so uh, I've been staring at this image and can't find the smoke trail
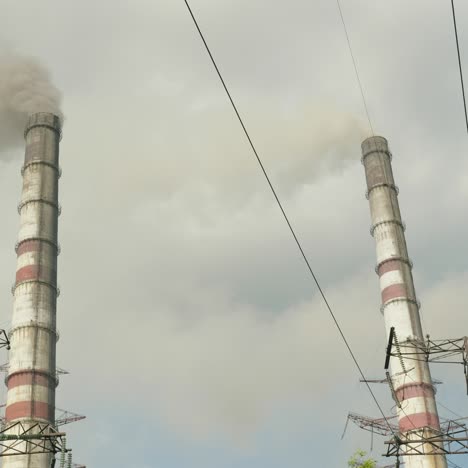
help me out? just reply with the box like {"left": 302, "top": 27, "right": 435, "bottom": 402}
{"left": 139, "top": 102, "right": 369, "bottom": 205}
{"left": 0, "top": 52, "right": 62, "bottom": 155}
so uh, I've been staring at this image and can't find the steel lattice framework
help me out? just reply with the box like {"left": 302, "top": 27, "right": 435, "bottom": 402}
{"left": 385, "top": 330, "right": 468, "bottom": 375}
{"left": 0, "top": 421, "right": 66, "bottom": 457}
{"left": 345, "top": 411, "right": 468, "bottom": 459}
{"left": 55, "top": 409, "right": 86, "bottom": 427}
{"left": 385, "top": 421, "right": 468, "bottom": 457}
{"left": 0, "top": 421, "right": 81, "bottom": 468}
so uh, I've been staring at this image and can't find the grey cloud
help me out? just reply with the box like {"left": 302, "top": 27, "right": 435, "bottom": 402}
{"left": 60, "top": 94, "right": 367, "bottom": 213}
{"left": 58, "top": 269, "right": 383, "bottom": 443}
{"left": 0, "top": 0, "right": 468, "bottom": 466}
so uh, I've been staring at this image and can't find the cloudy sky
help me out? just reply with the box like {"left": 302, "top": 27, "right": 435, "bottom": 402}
{"left": 1, "top": 0, "right": 468, "bottom": 466}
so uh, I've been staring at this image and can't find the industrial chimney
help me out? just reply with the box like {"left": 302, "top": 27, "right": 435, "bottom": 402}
{"left": 3, "top": 112, "right": 62, "bottom": 467}
{"left": 362, "top": 136, "right": 447, "bottom": 468}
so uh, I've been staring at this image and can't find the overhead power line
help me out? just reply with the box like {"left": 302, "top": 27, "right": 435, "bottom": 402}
{"left": 335, "top": 0, "right": 374, "bottom": 136}
{"left": 182, "top": 0, "right": 395, "bottom": 436}
{"left": 448, "top": 459, "right": 463, "bottom": 468}
{"left": 450, "top": 0, "right": 468, "bottom": 134}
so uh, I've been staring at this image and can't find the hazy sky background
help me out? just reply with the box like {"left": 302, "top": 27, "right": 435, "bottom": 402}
{"left": 0, "top": 1, "right": 468, "bottom": 466}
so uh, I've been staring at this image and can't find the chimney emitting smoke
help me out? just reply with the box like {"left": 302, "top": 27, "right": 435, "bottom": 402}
{"left": 3, "top": 112, "right": 62, "bottom": 468}
{"left": 362, "top": 136, "right": 447, "bottom": 468}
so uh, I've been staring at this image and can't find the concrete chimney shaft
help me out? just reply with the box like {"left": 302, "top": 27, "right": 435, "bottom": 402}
{"left": 362, "top": 136, "right": 447, "bottom": 468}
{"left": 3, "top": 113, "right": 61, "bottom": 468}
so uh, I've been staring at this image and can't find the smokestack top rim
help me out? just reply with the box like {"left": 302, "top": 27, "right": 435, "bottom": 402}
{"left": 361, "top": 135, "right": 391, "bottom": 164}
{"left": 361, "top": 135, "right": 388, "bottom": 149}
{"left": 24, "top": 112, "right": 62, "bottom": 140}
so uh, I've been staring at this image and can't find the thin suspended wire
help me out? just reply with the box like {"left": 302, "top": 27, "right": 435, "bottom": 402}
{"left": 450, "top": 0, "right": 468, "bottom": 134}
{"left": 182, "top": 0, "right": 395, "bottom": 436}
{"left": 406, "top": 369, "right": 464, "bottom": 419}
{"left": 447, "top": 459, "right": 463, "bottom": 468}
{"left": 438, "top": 400, "right": 464, "bottom": 419}
{"left": 335, "top": 0, "right": 374, "bottom": 136}
{"left": 397, "top": 390, "right": 467, "bottom": 466}
{"left": 395, "top": 365, "right": 459, "bottom": 462}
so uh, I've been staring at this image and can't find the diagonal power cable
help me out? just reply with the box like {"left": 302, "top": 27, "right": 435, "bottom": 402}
{"left": 335, "top": 0, "right": 374, "bottom": 136}
{"left": 450, "top": 0, "right": 468, "bottom": 134}
{"left": 182, "top": 0, "right": 395, "bottom": 435}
